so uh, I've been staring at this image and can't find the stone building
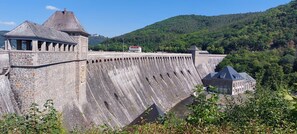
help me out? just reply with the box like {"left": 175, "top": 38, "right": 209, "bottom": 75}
{"left": 3, "top": 9, "right": 89, "bottom": 115}
{"left": 202, "top": 66, "right": 256, "bottom": 95}
{"left": 129, "top": 45, "right": 142, "bottom": 52}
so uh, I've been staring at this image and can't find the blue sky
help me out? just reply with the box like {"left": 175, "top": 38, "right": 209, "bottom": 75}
{"left": 0, "top": 0, "right": 291, "bottom": 37}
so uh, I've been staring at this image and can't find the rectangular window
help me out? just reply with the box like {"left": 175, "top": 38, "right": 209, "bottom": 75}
{"left": 24, "top": 40, "right": 32, "bottom": 50}
{"left": 46, "top": 42, "right": 50, "bottom": 51}
{"left": 38, "top": 41, "right": 42, "bottom": 51}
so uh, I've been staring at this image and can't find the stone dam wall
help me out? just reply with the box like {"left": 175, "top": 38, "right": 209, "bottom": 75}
{"left": 0, "top": 50, "right": 225, "bottom": 129}
{"left": 83, "top": 52, "right": 202, "bottom": 128}
{"left": 0, "top": 75, "right": 19, "bottom": 116}
{"left": 194, "top": 54, "right": 226, "bottom": 78}
{"left": 0, "top": 52, "right": 18, "bottom": 116}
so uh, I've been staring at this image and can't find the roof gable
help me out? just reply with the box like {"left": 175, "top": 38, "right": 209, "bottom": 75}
{"left": 213, "top": 66, "right": 244, "bottom": 80}
{"left": 5, "top": 21, "right": 76, "bottom": 44}
{"left": 203, "top": 72, "right": 217, "bottom": 79}
{"left": 5, "top": 21, "right": 36, "bottom": 37}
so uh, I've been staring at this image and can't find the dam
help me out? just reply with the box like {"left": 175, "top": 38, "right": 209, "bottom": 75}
{"left": 0, "top": 10, "right": 225, "bottom": 129}
{"left": 85, "top": 52, "right": 202, "bottom": 127}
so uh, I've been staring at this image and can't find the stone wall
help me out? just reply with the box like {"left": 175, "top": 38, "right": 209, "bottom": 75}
{"left": 9, "top": 61, "right": 82, "bottom": 114}
{"left": 9, "top": 51, "right": 77, "bottom": 67}
{"left": 202, "top": 78, "right": 233, "bottom": 94}
{"left": 83, "top": 52, "right": 202, "bottom": 128}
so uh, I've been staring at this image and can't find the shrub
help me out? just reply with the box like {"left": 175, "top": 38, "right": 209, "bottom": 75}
{"left": 0, "top": 100, "right": 66, "bottom": 134}
{"left": 186, "top": 85, "right": 223, "bottom": 125}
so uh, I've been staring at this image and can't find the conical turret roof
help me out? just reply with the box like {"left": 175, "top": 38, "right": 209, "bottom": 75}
{"left": 43, "top": 9, "right": 89, "bottom": 36}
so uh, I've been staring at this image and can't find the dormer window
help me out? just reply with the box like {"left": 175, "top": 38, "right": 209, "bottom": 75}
{"left": 219, "top": 73, "right": 226, "bottom": 79}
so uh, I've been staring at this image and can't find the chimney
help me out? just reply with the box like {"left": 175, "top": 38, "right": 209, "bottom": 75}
{"left": 63, "top": 8, "right": 66, "bottom": 14}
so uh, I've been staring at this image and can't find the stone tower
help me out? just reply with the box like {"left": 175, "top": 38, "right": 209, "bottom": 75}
{"left": 188, "top": 45, "right": 200, "bottom": 66}
{"left": 3, "top": 9, "right": 89, "bottom": 115}
{"left": 43, "top": 9, "right": 89, "bottom": 103}
{"left": 43, "top": 9, "right": 89, "bottom": 59}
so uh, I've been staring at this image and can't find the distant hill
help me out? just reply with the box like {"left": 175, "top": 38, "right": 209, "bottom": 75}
{"left": 102, "top": 13, "right": 262, "bottom": 52}
{"left": 0, "top": 31, "right": 8, "bottom": 49}
{"left": 101, "top": 1, "right": 296, "bottom": 53}
{"left": 88, "top": 35, "right": 108, "bottom": 46}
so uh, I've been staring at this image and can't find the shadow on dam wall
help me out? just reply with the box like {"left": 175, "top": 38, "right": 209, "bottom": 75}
{"left": 84, "top": 53, "right": 203, "bottom": 128}
{"left": 0, "top": 75, "right": 19, "bottom": 116}
{"left": 0, "top": 52, "right": 19, "bottom": 117}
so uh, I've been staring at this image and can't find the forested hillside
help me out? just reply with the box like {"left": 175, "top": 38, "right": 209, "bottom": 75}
{"left": 101, "top": 13, "right": 262, "bottom": 52}
{"left": 98, "top": 1, "right": 296, "bottom": 53}
{"left": 89, "top": 35, "right": 108, "bottom": 46}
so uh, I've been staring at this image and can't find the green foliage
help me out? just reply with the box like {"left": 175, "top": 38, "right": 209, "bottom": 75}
{"left": 97, "top": 1, "right": 297, "bottom": 53}
{"left": 206, "top": 45, "right": 225, "bottom": 54}
{"left": 98, "top": 12, "right": 262, "bottom": 52}
{"left": 119, "top": 85, "right": 297, "bottom": 133}
{"left": 187, "top": 85, "right": 222, "bottom": 125}
{"left": 224, "top": 88, "right": 296, "bottom": 131}
{"left": 71, "top": 124, "right": 116, "bottom": 134}
{"left": 216, "top": 49, "right": 297, "bottom": 90}
{"left": 0, "top": 100, "right": 66, "bottom": 134}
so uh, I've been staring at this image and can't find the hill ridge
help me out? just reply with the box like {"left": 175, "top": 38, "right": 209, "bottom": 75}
{"left": 100, "top": 1, "right": 295, "bottom": 53}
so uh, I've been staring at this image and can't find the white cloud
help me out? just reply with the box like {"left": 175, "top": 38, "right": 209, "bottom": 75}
{"left": 0, "top": 21, "right": 16, "bottom": 26}
{"left": 46, "top": 5, "right": 60, "bottom": 11}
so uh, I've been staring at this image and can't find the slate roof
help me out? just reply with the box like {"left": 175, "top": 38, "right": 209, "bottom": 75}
{"left": 239, "top": 72, "right": 256, "bottom": 83}
{"left": 203, "top": 72, "right": 218, "bottom": 80}
{"left": 212, "top": 66, "right": 244, "bottom": 80}
{"left": 4, "top": 21, "right": 76, "bottom": 44}
{"left": 43, "top": 10, "right": 89, "bottom": 36}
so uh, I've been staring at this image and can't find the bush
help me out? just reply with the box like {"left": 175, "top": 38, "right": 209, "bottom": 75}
{"left": 0, "top": 100, "right": 66, "bottom": 134}
{"left": 186, "top": 85, "right": 222, "bottom": 125}
{"left": 120, "top": 85, "right": 297, "bottom": 133}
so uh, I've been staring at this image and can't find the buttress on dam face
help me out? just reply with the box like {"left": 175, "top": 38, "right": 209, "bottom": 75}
{"left": 0, "top": 10, "right": 226, "bottom": 129}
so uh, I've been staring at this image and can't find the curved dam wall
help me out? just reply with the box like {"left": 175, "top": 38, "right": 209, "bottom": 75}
{"left": 0, "top": 75, "right": 19, "bottom": 116}
{"left": 1, "top": 50, "right": 224, "bottom": 129}
{"left": 83, "top": 52, "right": 202, "bottom": 128}
{"left": 0, "top": 52, "right": 19, "bottom": 117}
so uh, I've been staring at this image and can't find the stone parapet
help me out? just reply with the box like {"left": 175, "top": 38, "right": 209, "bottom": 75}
{"left": 88, "top": 52, "right": 192, "bottom": 60}
{"left": 9, "top": 51, "right": 77, "bottom": 67}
